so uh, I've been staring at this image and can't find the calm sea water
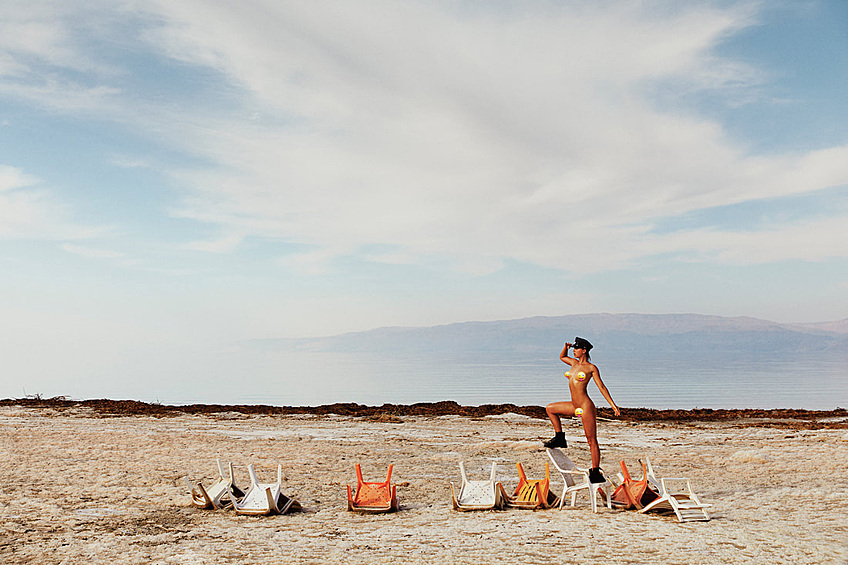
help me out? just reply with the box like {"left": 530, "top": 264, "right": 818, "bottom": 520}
{"left": 155, "top": 351, "right": 847, "bottom": 410}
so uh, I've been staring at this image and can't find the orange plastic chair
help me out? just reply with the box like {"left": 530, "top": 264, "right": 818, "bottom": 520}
{"left": 346, "top": 464, "right": 399, "bottom": 513}
{"left": 613, "top": 460, "right": 659, "bottom": 510}
{"left": 505, "top": 462, "right": 559, "bottom": 509}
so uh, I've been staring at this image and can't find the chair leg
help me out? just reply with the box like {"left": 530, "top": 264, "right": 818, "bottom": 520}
{"left": 264, "top": 487, "right": 277, "bottom": 515}
{"left": 278, "top": 497, "right": 295, "bottom": 514}
{"left": 191, "top": 482, "right": 214, "bottom": 509}
{"left": 227, "top": 487, "right": 241, "bottom": 512}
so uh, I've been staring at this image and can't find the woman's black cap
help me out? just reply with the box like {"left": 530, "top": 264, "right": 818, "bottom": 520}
{"left": 573, "top": 337, "right": 593, "bottom": 351}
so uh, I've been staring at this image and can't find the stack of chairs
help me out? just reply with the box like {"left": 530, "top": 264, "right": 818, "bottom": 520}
{"left": 189, "top": 459, "right": 245, "bottom": 510}
{"left": 189, "top": 459, "right": 300, "bottom": 515}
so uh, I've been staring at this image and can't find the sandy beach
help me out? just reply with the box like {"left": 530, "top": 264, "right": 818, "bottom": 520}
{"left": 1, "top": 401, "right": 846, "bottom": 564}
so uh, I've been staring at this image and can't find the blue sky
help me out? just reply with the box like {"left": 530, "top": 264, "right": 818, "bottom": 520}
{"left": 1, "top": 1, "right": 847, "bottom": 400}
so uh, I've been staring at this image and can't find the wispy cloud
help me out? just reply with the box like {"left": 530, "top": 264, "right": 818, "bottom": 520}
{"left": 0, "top": 2, "right": 127, "bottom": 113}
{"left": 0, "top": 165, "right": 101, "bottom": 240}
{"left": 60, "top": 243, "right": 124, "bottom": 260}
{"left": 667, "top": 215, "right": 848, "bottom": 264}
{"left": 0, "top": 164, "right": 37, "bottom": 192}
{"left": 135, "top": 1, "right": 848, "bottom": 272}
{"left": 2, "top": 1, "right": 847, "bottom": 275}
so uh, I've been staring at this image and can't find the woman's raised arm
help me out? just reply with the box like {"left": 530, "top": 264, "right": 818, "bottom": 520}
{"left": 560, "top": 342, "right": 576, "bottom": 366}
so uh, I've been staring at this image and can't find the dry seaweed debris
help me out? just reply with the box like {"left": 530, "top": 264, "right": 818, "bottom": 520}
{"left": 1, "top": 397, "right": 845, "bottom": 428}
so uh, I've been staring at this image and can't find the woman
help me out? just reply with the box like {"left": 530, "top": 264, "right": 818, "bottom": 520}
{"left": 543, "top": 337, "right": 620, "bottom": 483}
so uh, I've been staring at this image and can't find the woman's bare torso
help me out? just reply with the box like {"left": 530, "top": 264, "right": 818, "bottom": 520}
{"left": 567, "top": 363, "right": 596, "bottom": 409}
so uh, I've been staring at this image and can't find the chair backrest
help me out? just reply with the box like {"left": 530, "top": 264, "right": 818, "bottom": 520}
{"left": 546, "top": 448, "right": 579, "bottom": 487}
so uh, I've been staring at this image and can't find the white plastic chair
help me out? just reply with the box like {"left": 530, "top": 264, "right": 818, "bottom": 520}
{"left": 189, "top": 459, "right": 245, "bottom": 509}
{"left": 639, "top": 457, "right": 711, "bottom": 522}
{"left": 546, "top": 448, "right": 611, "bottom": 513}
{"left": 450, "top": 461, "right": 506, "bottom": 511}
{"left": 231, "top": 464, "right": 301, "bottom": 515}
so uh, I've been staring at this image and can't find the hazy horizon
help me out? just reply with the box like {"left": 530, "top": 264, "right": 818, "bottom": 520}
{"left": 7, "top": 312, "right": 846, "bottom": 410}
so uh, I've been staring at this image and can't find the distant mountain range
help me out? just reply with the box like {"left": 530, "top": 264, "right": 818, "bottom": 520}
{"left": 248, "top": 313, "right": 848, "bottom": 362}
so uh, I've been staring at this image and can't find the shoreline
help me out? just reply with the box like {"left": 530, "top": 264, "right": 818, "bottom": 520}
{"left": 3, "top": 396, "right": 846, "bottom": 428}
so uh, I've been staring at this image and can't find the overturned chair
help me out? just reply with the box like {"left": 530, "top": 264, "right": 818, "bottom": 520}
{"left": 612, "top": 459, "right": 660, "bottom": 510}
{"left": 450, "top": 461, "right": 506, "bottom": 511}
{"left": 347, "top": 463, "right": 399, "bottom": 513}
{"left": 505, "top": 462, "right": 559, "bottom": 509}
{"left": 231, "top": 463, "right": 301, "bottom": 516}
{"left": 189, "top": 459, "right": 245, "bottom": 510}
{"left": 638, "top": 457, "right": 711, "bottom": 522}
{"left": 546, "top": 448, "right": 612, "bottom": 513}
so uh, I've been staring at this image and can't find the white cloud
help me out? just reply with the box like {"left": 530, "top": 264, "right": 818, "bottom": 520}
{"left": 109, "top": 155, "right": 151, "bottom": 169}
{"left": 0, "top": 164, "right": 37, "bottom": 192}
{"left": 0, "top": 2, "right": 140, "bottom": 116}
{"left": 4, "top": 1, "right": 848, "bottom": 273}
{"left": 0, "top": 165, "right": 102, "bottom": 240}
{"left": 129, "top": 1, "right": 848, "bottom": 273}
{"left": 60, "top": 243, "right": 124, "bottom": 260}
{"left": 182, "top": 232, "right": 244, "bottom": 253}
{"left": 665, "top": 215, "right": 848, "bottom": 265}
{"left": 280, "top": 248, "right": 343, "bottom": 276}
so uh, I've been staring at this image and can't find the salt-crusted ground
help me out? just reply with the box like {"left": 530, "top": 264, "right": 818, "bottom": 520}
{"left": 1, "top": 407, "right": 846, "bottom": 564}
